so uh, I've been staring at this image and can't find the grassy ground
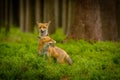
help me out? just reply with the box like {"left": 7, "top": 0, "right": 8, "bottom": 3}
{"left": 0, "top": 28, "right": 120, "bottom": 80}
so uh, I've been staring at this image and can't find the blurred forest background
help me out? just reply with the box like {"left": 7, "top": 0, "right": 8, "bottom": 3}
{"left": 0, "top": 0, "right": 120, "bottom": 80}
{"left": 0, "top": 0, "right": 120, "bottom": 41}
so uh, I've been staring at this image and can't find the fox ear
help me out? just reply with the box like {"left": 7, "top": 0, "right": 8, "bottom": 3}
{"left": 49, "top": 40, "right": 56, "bottom": 47}
{"left": 53, "top": 40, "right": 56, "bottom": 43}
{"left": 48, "top": 21, "right": 51, "bottom": 24}
{"left": 49, "top": 41, "right": 56, "bottom": 45}
{"left": 47, "top": 21, "right": 51, "bottom": 27}
{"left": 51, "top": 39, "right": 56, "bottom": 43}
{"left": 48, "top": 39, "right": 56, "bottom": 44}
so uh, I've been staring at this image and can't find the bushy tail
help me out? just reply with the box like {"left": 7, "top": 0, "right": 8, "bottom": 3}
{"left": 66, "top": 56, "right": 72, "bottom": 65}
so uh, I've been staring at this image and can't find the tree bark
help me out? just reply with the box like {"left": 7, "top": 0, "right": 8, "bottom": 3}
{"left": 100, "top": 0, "right": 118, "bottom": 41}
{"left": 116, "top": 0, "right": 120, "bottom": 40}
{"left": 55, "top": 0, "right": 59, "bottom": 28}
{"left": 43, "top": 0, "right": 56, "bottom": 34}
{"left": 25, "top": 0, "right": 31, "bottom": 32}
{"left": 9, "top": 0, "right": 13, "bottom": 27}
{"left": 25, "top": 0, "right": 34, "bottom": 32}
{"left": 0, "top": 0, "right": 4, "bottom": 29}
{"left": 66, "top": 0, "right": 76, "bottom": 36}
{"left": 20, "top": 0, "right": 25, "bottom": 32}
{"left": 54, "top": 0, "right": 62, "bottom": 28}
{"left": 5, "top": 0, "right": 10, "bottom": 33}
{"left": 35, "top": 0, "right": 42, "bottom": 22}
{"left": 62, "top": 0, "right": 68, "bottom": 34}
{"left": 67, "top": 0, "right": 103, "bottom": 41}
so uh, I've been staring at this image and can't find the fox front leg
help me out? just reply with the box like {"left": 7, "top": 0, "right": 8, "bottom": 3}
{"left": 38, "top": 43, "right": 43, "bottom": 55}
{"left": 38, "top": 47, "right": 44, "bottom": 55}
{"left": 47, "top": 56, "right": 51, "bottom": 63}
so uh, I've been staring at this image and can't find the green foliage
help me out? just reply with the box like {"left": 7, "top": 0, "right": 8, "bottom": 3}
{"left": 51, "top": 28, "right": 66, "bottom": 42}
{"left": 0, "top": 28, "right": 120, "bottom": 80}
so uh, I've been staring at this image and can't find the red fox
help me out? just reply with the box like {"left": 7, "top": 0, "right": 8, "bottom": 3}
{"left": 37, "top": 21, "right": 51, "bottom": 38}
{"left": 38, "top": 36, "right": 73, "bottom": 65}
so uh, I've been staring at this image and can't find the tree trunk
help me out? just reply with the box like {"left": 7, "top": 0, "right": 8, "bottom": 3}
{"left": 9, "top": 0, "right": 13, "bottom": 27}
{"left": 5, "top": 0, "right": 10, "bottom": 33}
{"left": 13, "top": 0, "right": 19, "bottom": 27}
{"left": 35, "top": 0, "right": 41, "bottom": 22}
{"left": 100, "top": 0, "right": 118, "bottom": 41}
{"left": 67, "top": 0, "right": 102, "bottom": 41}
{"left": 62, "top": 0, "right": 68, "bottom": 34}
{"left": 66, "top": 0, "right": 76, "bottom": 36}
{"left": 55, "top": 0, "right": 59, "bottom": 28}
{"left": 116, "top": 0, "right": 120, "bottom": 40}
{"left": 0, "top": 0, "right": 4, "bottom": 29}
{"left": 25, "top": 0, "right": 34, "bottom": 32}
{"left": 20, "top": 0, "right": 25, "bottom": 32}
{"left": 25, "top": 0, "right": 31, "bottom": 32}
{"left": 54, "top": 0, "right": 62, "bottom": 28}
{"left": 43, "top": 0, "right": 56, "bottom": 34}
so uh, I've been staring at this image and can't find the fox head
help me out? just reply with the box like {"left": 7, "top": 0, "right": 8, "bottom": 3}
{"left": 37, "top": 21, "right": 51, "bottom": 37}
{"left": 41, "top": 36, "right": 56, "bottom": 44}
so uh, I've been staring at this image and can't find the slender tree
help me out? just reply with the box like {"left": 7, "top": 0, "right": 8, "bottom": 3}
{"left": 35, "top": 0, "right": 41, "bottom": 22}
{"left": 0, "top": 0, "right": 4, "bottom": 29}
{"left": 55, "top": 0, "right": 59, "bottom": 28}
{"left": 20, "top": 0, "right": 25, "bottom": 32}
{"left": 43, "top": 0, "right": 56, "bottom": 34}
{"left": 9, "top": 0, "right": 13, "bottom": 27}
{"left": 62, "top": 0, "right": 68, "bottom": 34}
{"left": 25, "top": 0, "right": 31, "bottom": 32}
{"left": 5, "top": 0, "right": 10, "bottom": 33}
{"left": 25, "top": 0, "right": 35, "bottom": 32}
{"left": 66, "top": 0, "right": 76, "bottom": 36}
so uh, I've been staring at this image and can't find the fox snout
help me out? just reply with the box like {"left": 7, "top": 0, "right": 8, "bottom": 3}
{"left": 41, "top": 30, "right": 44, "bottom": 33}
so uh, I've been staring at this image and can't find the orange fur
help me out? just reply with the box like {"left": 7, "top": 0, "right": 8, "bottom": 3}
{"left": 37, "top": 21, "right": 51, "bottom": 37}
{"left": 38, "top": 36, "right": 72, "bottom": 65}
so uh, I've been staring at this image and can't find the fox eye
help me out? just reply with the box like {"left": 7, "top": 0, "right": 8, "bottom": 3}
{"left": 43, "top": 37, "right": 46, "bottom": 40}
{"left": 43, "top": 26, "right": 46, "bottom": 28}
{"left": 38, "top": 26, "right": 41, "bottom": 28}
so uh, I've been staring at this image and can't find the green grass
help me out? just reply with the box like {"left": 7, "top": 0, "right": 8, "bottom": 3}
{"left": 0, "top": 28, "right": 120, "bottom": 80}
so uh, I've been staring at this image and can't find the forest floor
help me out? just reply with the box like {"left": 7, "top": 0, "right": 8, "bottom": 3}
{"left": 0, "top": 28, "right": 120, "bottom": 80}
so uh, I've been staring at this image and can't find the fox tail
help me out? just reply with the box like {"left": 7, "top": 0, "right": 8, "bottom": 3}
{"left": 66, "top": 56, "right": 72, "bottom": 65}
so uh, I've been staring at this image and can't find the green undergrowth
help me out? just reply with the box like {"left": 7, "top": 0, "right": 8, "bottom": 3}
{"left": 0, "top": 28, "right": 120, "bottom": 80}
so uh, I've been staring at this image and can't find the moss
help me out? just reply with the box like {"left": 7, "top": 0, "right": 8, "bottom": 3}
{"left": 0, "top": 28, "right": 120, "bottom": 80}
